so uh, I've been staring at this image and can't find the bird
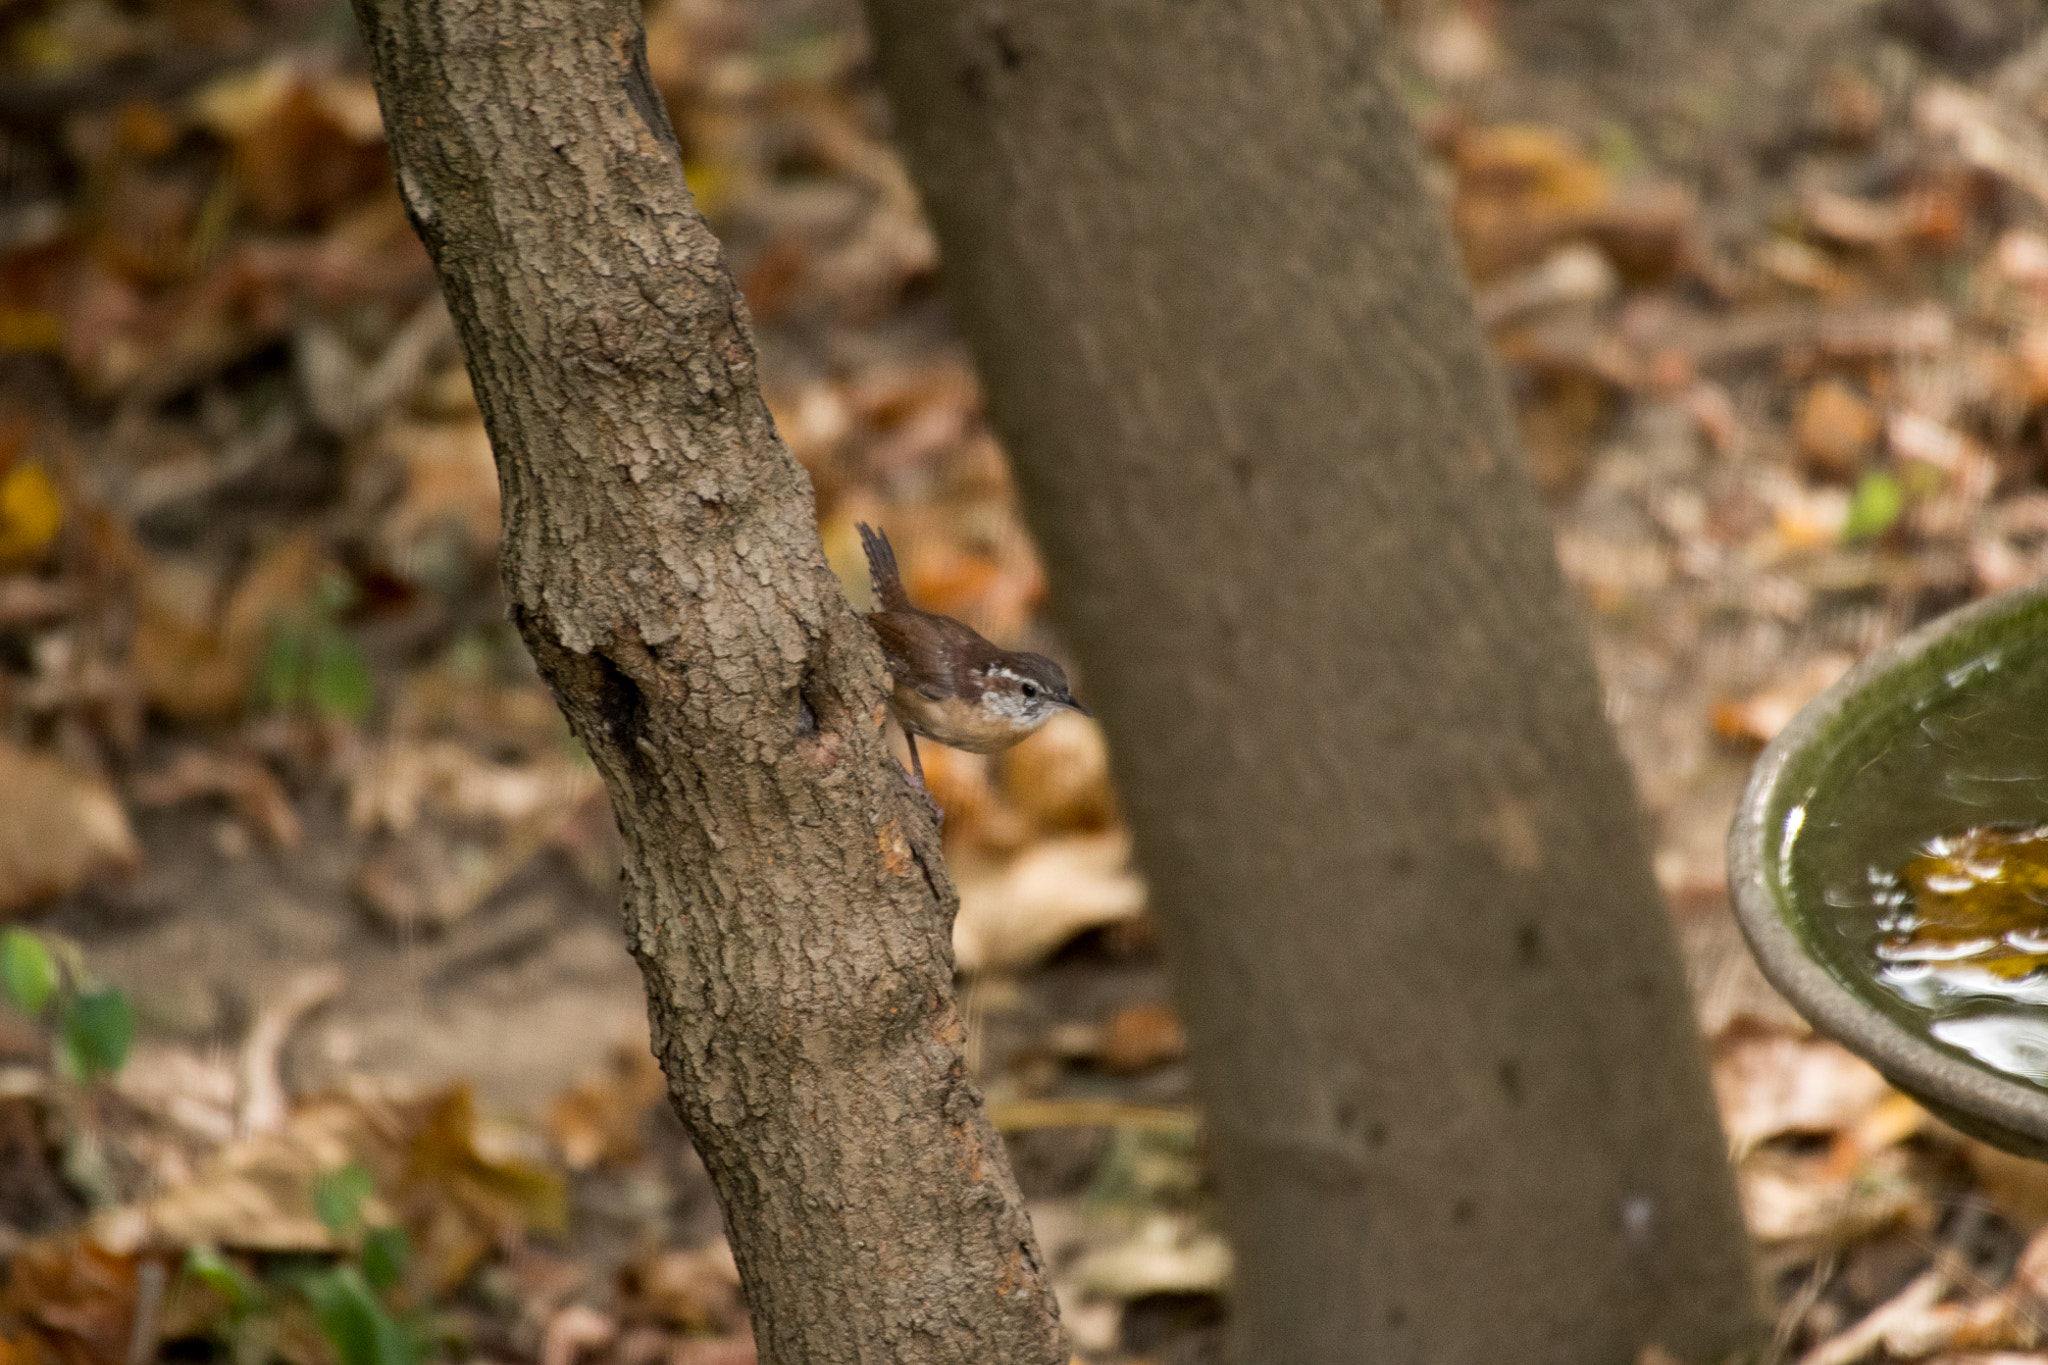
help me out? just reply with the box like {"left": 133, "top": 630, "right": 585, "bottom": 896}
{"left": 857, "top": 522, "right": 1089, "bottom": 785}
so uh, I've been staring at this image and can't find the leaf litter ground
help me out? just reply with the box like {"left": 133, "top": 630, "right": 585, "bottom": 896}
{"left": 7, "top": 0, "right": 2048, "bottom": 1361}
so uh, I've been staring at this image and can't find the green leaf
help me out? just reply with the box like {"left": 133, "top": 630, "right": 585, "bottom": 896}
{"left": 60, "top": 987, "right": 133, "bottom": 1078}
{"left": 360, "top": 1226, "right": 410, "bottom": 1293}
{"left": 300, "top": 1266, "right": 418, "bottom": 1365}
{"left": 314, "top": 1164, "right": 377, "bottom": 1235}
{"left": 1, "top": 928, "right": 57, "bottom": 1016}
{"left": 259, "top": 623, "right": 310, "bottom": 713}
{"left": 184, "top": 1246, "right": 261, "bottom": 1315}
{"left": 309, "top": 632, "right": 374, "bottom": 722}
{"left": 1843, "top": 471, "right": 1904, "bottom": 541}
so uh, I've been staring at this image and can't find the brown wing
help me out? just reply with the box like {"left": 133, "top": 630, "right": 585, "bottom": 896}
{"left": 866, "top": 610, "right": 988, "bottom": 700}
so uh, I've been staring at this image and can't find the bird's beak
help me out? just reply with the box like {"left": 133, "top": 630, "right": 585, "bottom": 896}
{"left": 1062, "top": 695, "right": 1093, "bottom": 718}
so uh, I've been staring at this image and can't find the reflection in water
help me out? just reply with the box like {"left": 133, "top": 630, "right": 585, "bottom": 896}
{"left": 1785, "top": 632, "right": 2048, "bottom": 1092}
{"left": 1858, "top": 825, "right": 2048, "bottom": 1084}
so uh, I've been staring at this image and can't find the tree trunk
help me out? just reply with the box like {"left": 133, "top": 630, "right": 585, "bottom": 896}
{"left": 860, "top": 5, "right": 1761, "bottom": 1363}
{"left": 347, "top": 3, "right": 1068, "bottom": 1362}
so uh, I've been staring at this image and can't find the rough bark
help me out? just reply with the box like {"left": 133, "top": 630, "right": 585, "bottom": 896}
{"left": 346, "top": 3, "right": 1067, "bottom": 1363}
{"left": 861, "top": 4, "right": 1761, "bottom": 1364}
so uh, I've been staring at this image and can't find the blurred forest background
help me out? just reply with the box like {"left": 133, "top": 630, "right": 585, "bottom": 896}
{"left": 4, "top": 0, "right": 2048, "bottom": 1362}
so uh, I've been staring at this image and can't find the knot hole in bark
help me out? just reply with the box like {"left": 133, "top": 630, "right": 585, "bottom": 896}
{"left": 581, "top": 648, "right": 650, "bottom": 773}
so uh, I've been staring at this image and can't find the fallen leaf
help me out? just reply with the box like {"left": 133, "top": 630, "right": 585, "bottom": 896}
{"left": 136, "top": 1096, "right": 388, "bottom": 1252}
{"left": 1795, "top": 380, "right": 1880, "bottom": 480}
{"left": 401, "top": 1080, "right": 569, "bottom": 1244}
{"left": 1075, "top": 1213, "right": 1231, "bottom": 1300}
{"left": 1714, "top": 1033, "right": 1892, "bottom": 1151}
{"left": 192, "top": 63, "right": 389, "bottom": 230}
{"left": 0, "top": 1237, "right": 136, "bottom": 1365}
{"left": 539, "top": 1304, "right": 614, "bottom": 1365}
{"left": 0, "top": 464, "right": 62, "bottom": 567}
{"left": 546, "top": 1043, "right": 666, "bottom": 1172}
{"left": 347, "top": 739, "right": 601, "bottom": 835}
{"left": 953, "top": 833, "right": 1147, "bottom": 974}
{"left": 1451, "top": 124, "right": 1610, "bottom": 280}
{"left": 616, "top": 1242, "right": 744, "bottom": 1334}
{"left": 130, "top": 749, "right": 302, "bottom": 848}
{"left": 1738, "top": 1146, "right": 1925, "bottom": 1243}
{"left": 374, "top": 421, "right": 499, "bottom": 578}
{"left": 1711, "top": 654, "right": 1855, "bottom": 748}
{"left": 0, "top": 741, "right": 139, "bottom": 916}
{"left": 1098, "top": 1004, "right": 1187, "bottom": 1077}
{"left": 131, "top": 535, "right": 319, "bottom": 721}
{"left": 1001, "top": 712, "right": 1115, "bottom": 833}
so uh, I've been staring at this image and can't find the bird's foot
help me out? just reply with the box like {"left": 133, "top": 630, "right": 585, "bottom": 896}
{"left": 898, "top": 762, "right": 944, "bottom": 830}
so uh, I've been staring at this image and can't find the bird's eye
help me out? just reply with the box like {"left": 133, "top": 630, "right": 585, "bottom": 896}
{"left": 1021, "top": 682, "right": 1039, "bottom": 699}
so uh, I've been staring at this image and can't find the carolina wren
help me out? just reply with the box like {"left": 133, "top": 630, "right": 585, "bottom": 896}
{"left": 858, "top": 522, "right": 1089, "bottom": 783}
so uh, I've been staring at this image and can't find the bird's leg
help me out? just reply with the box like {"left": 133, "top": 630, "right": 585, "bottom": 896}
{"left": 901, "top": 732, "right": 942, "bottom": 830}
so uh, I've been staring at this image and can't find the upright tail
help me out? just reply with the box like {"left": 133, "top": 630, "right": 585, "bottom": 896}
{"left": 857, "top": 522, "right": 913, "bottom": 613}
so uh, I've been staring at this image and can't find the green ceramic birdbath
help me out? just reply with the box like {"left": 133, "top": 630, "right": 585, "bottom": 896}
{"left": 1729, "top": 579, "right": 2048, "bottom": 1159}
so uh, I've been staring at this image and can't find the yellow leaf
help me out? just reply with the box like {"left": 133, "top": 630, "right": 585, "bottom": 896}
{"left": 0, "top": 311, "right": 62, "bottom": 353}
{"left": 0, "top": 463, "right": 61, "bottom": 565}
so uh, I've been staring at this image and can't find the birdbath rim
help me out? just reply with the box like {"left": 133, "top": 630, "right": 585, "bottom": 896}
{"left": 1728, "top": 578, "right": 2048, "bottom": 1159}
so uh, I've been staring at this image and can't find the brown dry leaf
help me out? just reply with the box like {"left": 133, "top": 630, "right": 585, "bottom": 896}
{"left": 192, "top": 64, "right": 389, "bottom": 230}
{"left": 132, "top": 1095, "right": 393, "bottom": 1251}
{"left": 1515, "top": 370, "right": 1615, "bottom": 493}
{"left": 1803, "top": 188, "right": 1944, "bottom": 251}
{"left": 405, "top": 1086, "right": 567, "bottom": 1238}
{"left": 1002, "top": 712, "right": 1115, "bottom": 833}
{"left": 374, "top": 420, "right": 499, "bottom": 574}
{"left": 131, "top": 748, "right": 302, "bottom": 847}
{"left": 912, "top": 746, "right": 1029, "bottom": 854}
{"left": 1757, "top": 237, "right": 1864, "bottom": 297}
{"left": 1795, "top": 380, "right": 1880, "bottom": 480}
{"left": 348, "top": 739, "right": 601, "bottom": 835}
{"left": 1713, "top": 1033, "right": 1892, "bottom": 1151}
{"left": 1474, "top": 243, "right": 1618, "bottom": 327}
{"left": 1098, "top": 1003, "right": 1187, "bottom": 1076}
{"left": 617, "top": 1242, "right": 745, "bottom": 1334}
{"left": 297, "top": 298, "right": 454, "bottom": 437}
{"left": 546, "top": 1042, "right": 666, "bottom": 1172}
{"left": 1451, "top": 124, "right": 1609, "bottom": 280}
{"left": 132, "top": 535, "right": 319, "bottom": 720}
{"left": 953, "top": 833, "right": 1147, "bottom": 974}
{"left": 1583, "top": 182, "right": 1697, "bottom": 285}
{"left": 0, "top": 1237, "right": 136, "bottom": 1365}
{"left": 113, "top": 1043, "right": 238, "bottom": 1146}
{"left": 353, "top": 822, "right": 552, "bottom": 932}
{"left": 1918, "top": 83, "right": 2048, "bottom": 214}
{"left": 541, "top": 1305, "right": 615, "bottom": 1365}
{"left": 1711, "top": 653, "right": 1855, "bottom": 748}
{"left": 670, "top": 1335, "right": 759, "bottom": 1365}
{"left": 0, "top": 740, "right": 139, "bottom": 916}
{"left": 1075, "top": 1213, "right": 1231, "bottom": 1300}
{"left": 1738, "top": 1146, "right": 1926, "bottom": 1244}
{"left": 1959, "top": 1133, "right": 2048, "bottom": 1231}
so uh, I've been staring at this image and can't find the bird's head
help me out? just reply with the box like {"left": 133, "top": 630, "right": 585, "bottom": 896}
{"left": 975, "top": 651, "right": 1090, "bottom": 733}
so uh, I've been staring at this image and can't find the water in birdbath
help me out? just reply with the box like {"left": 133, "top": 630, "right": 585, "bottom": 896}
{"left": 1785, "top": 623, "right": 2048, "bottom": 1090}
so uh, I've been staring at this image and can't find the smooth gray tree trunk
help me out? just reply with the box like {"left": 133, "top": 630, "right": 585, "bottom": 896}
{"left": 861, "top": 4, "right": 1763, "bottom": 1363}
{"left": 348, "top": 2, "right": 1068, "bottom": 1362}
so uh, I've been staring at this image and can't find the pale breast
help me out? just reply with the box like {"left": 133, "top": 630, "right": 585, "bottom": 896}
{"left": 889, "top": 683, "right": 1035, "bottom": 754}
